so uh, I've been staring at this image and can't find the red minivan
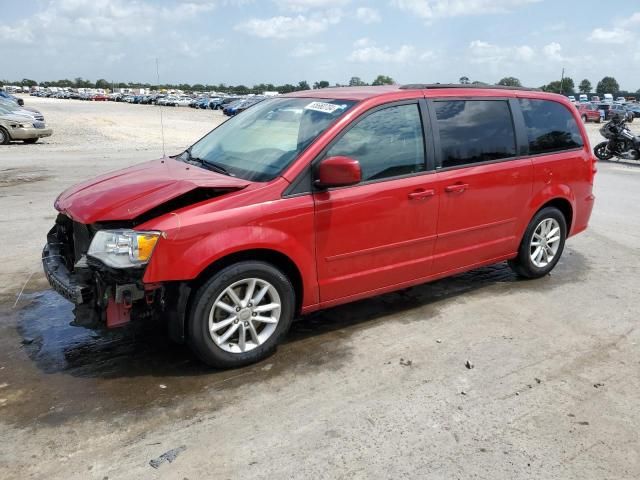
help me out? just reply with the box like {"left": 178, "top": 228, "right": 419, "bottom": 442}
{"left": 43, "top": 85, "right": 596, "bottom": 367}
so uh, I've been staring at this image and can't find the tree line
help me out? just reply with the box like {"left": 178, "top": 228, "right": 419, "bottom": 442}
{"left": 0, "top": 75, "right": 395, "bottom": 94}
{"left": 459, "top": 75, "right": 635, "bottom": 98}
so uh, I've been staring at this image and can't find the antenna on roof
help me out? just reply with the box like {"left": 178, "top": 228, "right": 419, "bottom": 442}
{"left": 155, "top": 57, "right": 166, "bottom": 158}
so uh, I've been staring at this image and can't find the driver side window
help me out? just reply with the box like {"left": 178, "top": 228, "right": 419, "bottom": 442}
{"left": 325, "top": 103, "right": 426, "bottom": 182}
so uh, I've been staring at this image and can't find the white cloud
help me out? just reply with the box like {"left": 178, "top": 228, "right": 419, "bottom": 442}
{"left": 274, "top": 0, "right": 349, "bottom": 12}
{"left": 588, "top": 27, "right": 631, "bottom": 44}
{"left": 236, "top": 11, "right": 341, "bottom": 38}
{"left": 392, "top": 0, "right": 540, "bottom": 19}
{"left": 348, "top": 39, "right": 429, "bottom": 64}
{"left": 290, "top": 42, "right": 326, "bottom": 57}
{"left": 469, "top": 40, "right": 534, "bottom": 64}
{"left": 356, "top": 7, "right": 381, "bottom": 24}
{"left": 542, "top": 42, "right": 564, "bottom": 61}
{"left": 353, "top": 37, "right": 372, "bottom": 48}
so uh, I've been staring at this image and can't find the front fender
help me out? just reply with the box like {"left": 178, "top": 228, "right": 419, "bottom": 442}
{"left": 143, "top": 225, "right": 318, "bottom": 307}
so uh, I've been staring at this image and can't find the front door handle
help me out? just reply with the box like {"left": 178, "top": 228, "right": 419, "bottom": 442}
{"left": 408, "top": 188, "right": 435, "bottom": 200}
{"left": 445, "top": 183, "right": 469, "bottom": 193}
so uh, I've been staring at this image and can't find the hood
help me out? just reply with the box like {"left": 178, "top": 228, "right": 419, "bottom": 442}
{"left": 0, "top": 113, "right": 34, "bottom": 123}
{"left": 55, "top": 158, "right": 251, "bottom": 224}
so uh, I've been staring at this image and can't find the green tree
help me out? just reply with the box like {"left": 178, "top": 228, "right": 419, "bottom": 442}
{"left": 372, "top": 75, "right": 394, "bottom": 86}
{"left": 459, "top": 76, "right": 470, "bottom": 84}
{"left": 578, "top": 79, "right": 592, "bottom": 94}
{"left": 95, "top": 79, "right": 110, "bottom": 90}
{"left": 497, "top": 77, "right": 522, "bottom": 87}
{"left": 296, "top": 80, "right": 310, "bottom": 91}
{"left": 20, "top": 78, "right": 38, "bottom": 87}
{"left": 596, "top": 76, "right": 620, "bottom": 96}
{"left": 313, "top": 80, "right": 330, "bottom": 89}
{"left": 349, "top": 76, "right": 367, "bottom": 86}
{"left": 541, "top": 77, "right": 574, "bottom": 95}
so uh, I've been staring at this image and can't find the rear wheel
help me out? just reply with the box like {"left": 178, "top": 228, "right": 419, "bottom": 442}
{"left": 187, "top": 261, "right": 295, "bottom": 368}
{"left": 508, "top": 207, "right": 567, "bottom": 279}
{"left": 581, "top": 114, "right": 587, "bottom": 123}
{"left": 0, "top": 127, "right": 10, "bottom": 145}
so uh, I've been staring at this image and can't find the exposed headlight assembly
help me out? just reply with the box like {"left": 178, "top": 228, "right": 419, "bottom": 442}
{"left": 88, "top": 229, "right": 162, "bottom": 268}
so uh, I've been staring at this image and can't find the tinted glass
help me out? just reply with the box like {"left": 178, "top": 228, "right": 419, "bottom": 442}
{"left": 326, "top": 104, "right": 425, "bottom": 182}
{"left": 519, "top": 99, "right": 584, "bottom": 154}
{"left": 434, "top": 100, "right": 516, "bottom": 168}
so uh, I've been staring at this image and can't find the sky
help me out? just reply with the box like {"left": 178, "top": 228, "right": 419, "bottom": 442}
{"left": 1, "top": 0, "right": 639, "bottom": 90}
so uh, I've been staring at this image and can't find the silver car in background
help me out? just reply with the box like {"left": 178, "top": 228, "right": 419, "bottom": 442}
{"left": 0, "top": 105, "right": 53, "bottom": 144}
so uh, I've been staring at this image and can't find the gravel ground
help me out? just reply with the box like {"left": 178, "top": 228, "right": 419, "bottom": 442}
{"left": 0, "top": 95, "right": 639, "bottom": 479}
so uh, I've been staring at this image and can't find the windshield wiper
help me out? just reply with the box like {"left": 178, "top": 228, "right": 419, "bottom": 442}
{"left": 182, "top": 148, "right": 234, "bottom": 176}
{"left": 201, "top": 159, "right": 233, "bottom": 176}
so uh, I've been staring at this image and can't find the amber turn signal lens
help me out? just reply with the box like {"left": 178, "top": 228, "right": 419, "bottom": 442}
{"left": 136, "top": 234, "right": 160, "bottom": 261}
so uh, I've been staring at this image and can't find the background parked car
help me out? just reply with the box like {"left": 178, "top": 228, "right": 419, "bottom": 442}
{"left": 610, "top": 103, "right": 634, "bottom": 122}
{"left": 576, "top": 103, "right": 601, "bottom": 123}
{"left": 0, "top": 105, "right": 52, "bottom": 145}
{"left": 0, "top": 89, "right": 24, "bottom": 106}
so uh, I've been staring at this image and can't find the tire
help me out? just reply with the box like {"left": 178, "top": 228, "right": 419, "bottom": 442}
{"left": 594, "top": 141, "right": 613, "bottom": 160}
{"left": 508, "top": 207, "right": 567, "bottom": 279}
{"left": 187, "top": 261, "right": 295, "bottom": 368}
{"left": 596, "top": 116, "right": 601, "bottom": 123}
{"left": 23, "top": 138, "right": 38, "bottom": 144}
{"left": 581, "top": 115, "right": 587, "bottom": 123}
{"left": 0, "top": 127, "right": 10, "bottom": 145}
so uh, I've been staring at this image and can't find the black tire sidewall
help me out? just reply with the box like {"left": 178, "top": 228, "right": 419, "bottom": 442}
{"left": 513, "top": 207, "right": 567, "bottom": 279}
{"left": 0, "top": 127, "right": 9, "bottom": 145}
{"left": 187, "top": 261, "right": 295, "bottom": 368}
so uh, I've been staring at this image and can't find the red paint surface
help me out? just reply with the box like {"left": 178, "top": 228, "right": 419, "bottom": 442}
{"left": 56, "top": 86, "right": 596, "bottom": 314}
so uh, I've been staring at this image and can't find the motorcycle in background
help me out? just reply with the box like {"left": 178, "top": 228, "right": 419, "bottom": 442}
{"left": 593, "top": 114, "right": 640, "bottom": 161}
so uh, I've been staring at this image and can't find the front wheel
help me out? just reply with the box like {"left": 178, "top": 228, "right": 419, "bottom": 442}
{"left": 187, "top": 261, "right": 295, "bottom": 368}
{"left": 508, "top": 207, "right": 567, "bottom": 279}
{"left": 0, "top": 127, "right": 9, "bottom": 145}
{"left": 594, "top": 141, "right": 613, "bottom": 160}
{"left": 581, "top": 115, "right": 587, "bottom": 123}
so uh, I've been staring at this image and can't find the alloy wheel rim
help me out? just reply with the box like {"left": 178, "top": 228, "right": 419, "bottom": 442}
{"left": 208, "top": 278, "right": 281, "bottom": 354}
{"left": 530, "top": 218, "right": 561, "bottom": 268}
{"left": 0, "top": 130, "right": 5, "bottom": 143}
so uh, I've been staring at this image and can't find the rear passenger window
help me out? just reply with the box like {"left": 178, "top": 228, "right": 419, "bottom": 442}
{"left": 519, "top": 99, "right": 584, "bottom": 155}
{"left": 325, "top": 103, "right": 425, "bottom": 182}
{"left": 434, "top": 100, "right": 516, "bottom": 168}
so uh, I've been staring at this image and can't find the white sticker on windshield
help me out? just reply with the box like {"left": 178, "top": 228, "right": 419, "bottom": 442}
{"left": 304, "top": 101, "right": 343, "bottom": 114}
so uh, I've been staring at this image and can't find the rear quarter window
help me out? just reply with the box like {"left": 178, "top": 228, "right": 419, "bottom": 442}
{"left": 519, "top": 99, "right": 584, "bottom": 155}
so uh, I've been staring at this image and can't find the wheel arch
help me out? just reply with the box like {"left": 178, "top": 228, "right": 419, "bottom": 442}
{"left": 191, "top": 248, "right": 304, "bottom": 315}
{"left": 534, "top": 197, "right": 574, "bottom": 234}
{"left": 168, "top": 248, "right": 305, "bottom": 344}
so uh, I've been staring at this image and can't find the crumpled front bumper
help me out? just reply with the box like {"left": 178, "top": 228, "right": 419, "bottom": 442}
{"left": 42, "top": 237, "right": 92, "bottom": 305}
{"left": 42, "top": 227, "right": 94, "bottom": 305}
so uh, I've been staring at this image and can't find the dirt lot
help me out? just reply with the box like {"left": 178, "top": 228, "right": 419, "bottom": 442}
{"left": 1, "top": 96, "right": 639, "bottom": 479}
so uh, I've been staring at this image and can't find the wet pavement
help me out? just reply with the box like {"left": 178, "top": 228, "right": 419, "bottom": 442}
{"left": 4, "top": 262, "right": 520, "bottom": 429}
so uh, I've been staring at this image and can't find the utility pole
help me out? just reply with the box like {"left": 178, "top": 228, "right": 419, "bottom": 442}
{"left": 560, "top": 67, "right": 565, "bottom": 95}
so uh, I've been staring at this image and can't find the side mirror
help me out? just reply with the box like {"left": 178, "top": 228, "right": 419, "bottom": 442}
{"left": 314, "top": 156, "right": 362, "bottom": 189}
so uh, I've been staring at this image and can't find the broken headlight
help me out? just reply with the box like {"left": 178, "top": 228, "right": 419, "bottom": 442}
{"left": 87, "top": 229, "right": 162, "bottom": 268}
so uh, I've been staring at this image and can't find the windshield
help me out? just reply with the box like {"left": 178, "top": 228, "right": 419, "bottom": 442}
{"left": 184, "top": 97, "right": 356, "bottom": 181}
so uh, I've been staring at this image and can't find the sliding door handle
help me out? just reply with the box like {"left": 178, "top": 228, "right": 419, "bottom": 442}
{"left": 444, "top": 183, "right": 469, "bottom": 193}
{"left": 408, "top": 189, "right": 435, "bottom": 200}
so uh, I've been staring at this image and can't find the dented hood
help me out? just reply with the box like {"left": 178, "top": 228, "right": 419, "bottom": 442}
{"left": 55, "top": 158, "right": 250, "bottom": 224}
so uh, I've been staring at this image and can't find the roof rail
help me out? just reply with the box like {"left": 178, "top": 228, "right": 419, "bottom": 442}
{"left": 399, "top": 83, "right": 540, "bottom": 92}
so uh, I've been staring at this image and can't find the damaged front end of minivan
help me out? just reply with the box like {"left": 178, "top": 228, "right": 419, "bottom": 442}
{"left": 42, "top": 158, "right": 250, "bottom": 338}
